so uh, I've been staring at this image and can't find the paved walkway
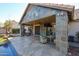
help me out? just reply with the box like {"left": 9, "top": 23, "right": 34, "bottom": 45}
{"left": 9, "top": 36, "right": 64, "bottom": 56}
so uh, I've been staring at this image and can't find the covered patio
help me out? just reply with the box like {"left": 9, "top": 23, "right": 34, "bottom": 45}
{"left": 21, "top": 15, "right": 56, "bottom": 43}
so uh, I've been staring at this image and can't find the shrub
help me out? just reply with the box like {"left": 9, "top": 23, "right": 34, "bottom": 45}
{"left": 12, "top": 28, "right": 20, "bottom": 34}
{"left": 0, "top": 34, "right": 4, "bottom": 37}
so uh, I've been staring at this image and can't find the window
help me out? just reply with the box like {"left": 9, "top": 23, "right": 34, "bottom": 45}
{"left": 35, "top": 26, "right": 40, "bottom": 35}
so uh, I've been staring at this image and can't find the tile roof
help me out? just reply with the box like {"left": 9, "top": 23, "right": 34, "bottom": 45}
{"left": 30, "top": 3, "right": 74, "bottom": 12}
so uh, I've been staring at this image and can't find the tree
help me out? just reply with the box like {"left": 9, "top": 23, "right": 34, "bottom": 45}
{"left": 4, "top": 20, "right": 12, "bottom": 35}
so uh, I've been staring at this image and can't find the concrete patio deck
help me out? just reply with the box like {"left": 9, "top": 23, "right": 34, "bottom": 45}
{"left": 9, "top": 36, "right": 64, "bottom": 56}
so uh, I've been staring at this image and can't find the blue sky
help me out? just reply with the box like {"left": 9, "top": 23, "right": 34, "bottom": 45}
{"left": 0, "top": 3, "right": 27, "bottom": 23}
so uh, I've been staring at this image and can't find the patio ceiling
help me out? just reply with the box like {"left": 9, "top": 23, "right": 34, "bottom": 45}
{"left": 22, "top": 15, "right": 56, "bottom": 26}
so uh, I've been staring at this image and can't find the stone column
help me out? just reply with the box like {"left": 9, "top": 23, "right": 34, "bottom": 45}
{"left": 33, "top": 25, "right": 35, "bottom": 35}
{"left": 20, "top": 24, "right": 25, "bottom": 36}
{"left": 40, "top": 24, "right": 46, "bottom": 36}
{"left": 55, "top": 11, "right": 68, "bottom": 55}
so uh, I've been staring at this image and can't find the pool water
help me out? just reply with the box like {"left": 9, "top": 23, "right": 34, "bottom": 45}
{"left": 0, "top": 42, "right": 18, "bottom": 56}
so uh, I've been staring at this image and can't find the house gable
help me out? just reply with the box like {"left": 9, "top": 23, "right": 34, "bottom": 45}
{"left": 19, "top": 3, "right": 74, "bottom": 24}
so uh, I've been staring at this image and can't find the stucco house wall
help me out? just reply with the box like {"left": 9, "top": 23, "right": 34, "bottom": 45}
{"left": 74, "top": 9, "right": 79, "bottom": 20}
{"left": 68, "top": 21, "right": 79, "bottom": 36}
{"left": 68, "top": 9, "right": 79, "bottom": 36}
{"left": 11, "top": 20, "right": 20, "bottom": 29}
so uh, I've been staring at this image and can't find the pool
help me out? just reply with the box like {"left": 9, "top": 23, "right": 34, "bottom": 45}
{"left": 0, "top": 41, "right": 18, "bottom": 56}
